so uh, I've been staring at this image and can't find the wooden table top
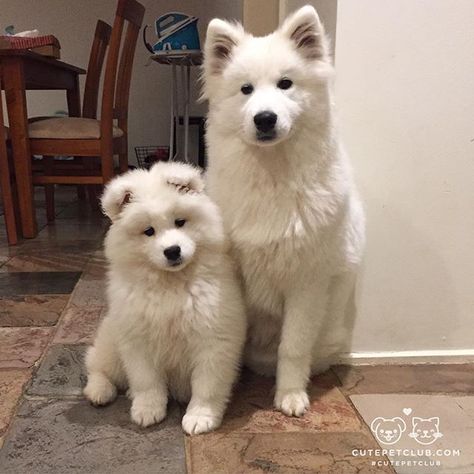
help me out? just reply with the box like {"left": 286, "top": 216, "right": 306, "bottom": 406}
{"left": 0, "top": 49, "right": 85, "bottom": 74}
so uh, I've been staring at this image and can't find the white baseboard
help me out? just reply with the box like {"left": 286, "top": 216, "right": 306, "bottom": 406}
{"left": 337, "top": 349, "right": 474, "bottom": 366}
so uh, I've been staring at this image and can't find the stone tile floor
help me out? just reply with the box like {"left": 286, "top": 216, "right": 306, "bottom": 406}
{"left": 0, "top": 188, "right": 474, "bottom": 473}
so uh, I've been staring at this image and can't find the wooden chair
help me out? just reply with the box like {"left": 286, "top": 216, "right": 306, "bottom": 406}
{"left": 31, "top": 19, "right": 112, "bottom": 220}
{"left": 0, "top": 90, "right": 18, "bottom": 244}
{"left": 29, "top": 0, "right": 145, "bottom": 218}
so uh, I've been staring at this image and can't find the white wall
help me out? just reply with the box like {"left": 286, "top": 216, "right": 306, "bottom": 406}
{"left": 0, "top": 0, "right": 242, "bottom": 163}
{"left": 335, "top": 0, "right": 474, "bottom": 354}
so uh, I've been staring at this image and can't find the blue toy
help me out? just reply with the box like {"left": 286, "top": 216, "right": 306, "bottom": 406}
{"left": 152, "top": 12, "right": 200, "bottom": 54}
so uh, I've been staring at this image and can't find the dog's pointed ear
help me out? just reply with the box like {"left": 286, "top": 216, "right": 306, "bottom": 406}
{"left": 279, "top": 6, "right": 328, "bottom": 61}
{"left": 101, "top": 177, "right": 133, "bottom": 221}
{"left": 204, "top": 19, "right": 244, "bottom": 75}
{"left": 152, "top": 162, "right": 205, "bottom": 194}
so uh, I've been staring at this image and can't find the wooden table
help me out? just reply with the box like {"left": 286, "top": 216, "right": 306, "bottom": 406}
{"left": 0, "top": 50, "right": 85, "bottom": 238}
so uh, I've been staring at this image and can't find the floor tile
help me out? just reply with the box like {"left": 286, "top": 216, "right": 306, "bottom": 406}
{"left": 0, "top": 252, "right": 90, "bottom": 273}
{"left": 0, "top": 295, "right": 69, "bottom": 327}
{"left": 0, "top": 327, "right": 53, "bottom": 369}
{"left": 54, "top": 305, "right": 104, "bottom": 344}
{"left": 0, "top": 369, "right": 31, "bottom": 437}
{"left": 35, "top": 222, "right": 107, "bottom": 242}
{"left": 56, "top": 203, "right": 105, "bottom": 220}
{"left": 0, "top": 272, "right": 81, "bottom": 296}
{"left": 27, "top": 344, "right": 86, "bottom": 397}
{"left": 219, "top": 369, "right": 361, "bottom": 434}
{"left": 351, "top": 394, "right": 474, "bottom": 474}
{"left": 68, "top": 277, "right": 106, "bottom": 308}
{"left": 186, "top": 431, "right": 394, "bottom": 474}
{"left": 80, "top": 252, "right": 107, "bottom": 281}
{"left": 334, "top": 364, "right": 474, "bottom": 395}
{"left": 0, "top": 398, "right": 186, "bottom": 474}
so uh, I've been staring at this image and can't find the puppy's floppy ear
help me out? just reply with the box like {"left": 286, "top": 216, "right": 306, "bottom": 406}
{"left": 204, "top": 19, "right": 244, "bottom": 75}
{"left": 152, "top": 161, "right": 205, "bottom": 194}
{"left": 370, "top": 417, "right": 384, "bottom": 433}
{"left": 393, "top": 417, "right": 406, "bottom": 433}
{"left": 279, "top": 6, "right": 328, "bottom": 61}
{"left": 101, "top": 176, "right": 133, "bottom": 221}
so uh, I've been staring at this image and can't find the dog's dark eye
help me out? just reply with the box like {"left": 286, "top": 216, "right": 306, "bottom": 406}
{"left": 175, "top": 218, "right": 186, "bottom": 228}
{"left": 277, "top": 78, "right": 293, "bottom": 90}
{"left": 241, "top": 83, "right": 254, "bottom": 95}
{"left": 144, "top": 226, "right": 155, "bottom": 237}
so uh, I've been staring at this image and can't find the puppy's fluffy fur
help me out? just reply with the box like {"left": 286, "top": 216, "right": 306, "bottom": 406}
{"left": 84, "top": 162, "right": 246, "bottom": 435}
{"left": 203, "top": 7, "right": 365, "bottom": 417}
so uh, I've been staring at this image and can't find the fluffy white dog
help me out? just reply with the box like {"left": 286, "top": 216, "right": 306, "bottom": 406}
{"left": 83, "top": 162, "right": 246, "bottom": 435}
{"left": 203, "top": 6, "right": 365, "bottom": 416}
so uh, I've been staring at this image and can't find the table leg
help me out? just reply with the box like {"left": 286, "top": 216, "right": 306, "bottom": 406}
{"left": 3, "top": 58, "right": 37, "bottom": 238}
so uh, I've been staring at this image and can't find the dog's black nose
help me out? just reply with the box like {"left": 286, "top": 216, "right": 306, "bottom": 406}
{"left": 163, "top": 245, "right": 181, "bottom": 261}
{"left": 254, "top": 111, "right": 277, "bottom": 133}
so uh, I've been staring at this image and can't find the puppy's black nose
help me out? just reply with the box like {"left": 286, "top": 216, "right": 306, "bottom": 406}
{"left": 254, "top": 111, "right": 277, "bottom": 133}
{"left": 163, "top": 245, "right": 181, "bottom": 261}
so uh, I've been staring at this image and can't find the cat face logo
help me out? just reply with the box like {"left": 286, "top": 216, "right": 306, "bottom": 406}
{"left": 408, "top": 417, "right": 443, "bottom": 445}
{"left": 370, "top": 417, "right": 406, "bottom": 445}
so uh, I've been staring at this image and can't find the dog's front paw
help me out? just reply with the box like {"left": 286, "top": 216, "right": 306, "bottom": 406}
{"left": 274, "top": 389, "right": 309, "bottom": 417}
{"left": 131, "top": 392, "right": 167, "bottom": 427}
{"left": 182, "top": 406, "right": 222, "bottom": 435}
{"left": 84, "top": 375, "right": 117, "bottom": 406}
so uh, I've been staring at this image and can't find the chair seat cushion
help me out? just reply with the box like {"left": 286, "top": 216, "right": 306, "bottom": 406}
{"left": 28, "top": 117, "right": 124, "bottom": 139}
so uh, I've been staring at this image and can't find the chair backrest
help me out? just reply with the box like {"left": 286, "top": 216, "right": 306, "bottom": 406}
{"left": 100, "top": 0, "right": 145, "bottom": 142}
{"left": 82, "top": 20, "right": 112, "bottom": 119}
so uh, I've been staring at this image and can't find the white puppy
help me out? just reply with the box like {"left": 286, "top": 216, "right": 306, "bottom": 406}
{"left": 203, "top": 6, "right": 365, "bottom": 417}
{"left": 83, "top": 162, "right": 246, "bottom": 435}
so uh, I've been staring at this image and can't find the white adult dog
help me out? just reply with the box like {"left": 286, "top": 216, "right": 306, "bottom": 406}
{"left": 84, "top": 162, "right": 246, "bottom": 434}
{"left": 203, "top": 6, "right": 365, "bottom": 417}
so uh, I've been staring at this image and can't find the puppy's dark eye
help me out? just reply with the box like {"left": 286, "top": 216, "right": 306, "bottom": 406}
{"left": 175, "top": 218, "right": 186, "bottom": 228}
{"left": 241, "top": 83, "right": 254, "bottom": 95}
{"left": 144, "top": 226, "right": 155, "bottom": 236}
{"left": 277, "top": 78, "right": 293, "bottom": 90}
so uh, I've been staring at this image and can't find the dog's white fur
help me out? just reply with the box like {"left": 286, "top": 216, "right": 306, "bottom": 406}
{"left": 203, "top": 6, "right": 365, "bottom": 416}
{"left": 83, "top": 162, "right": 246, "bottom": 434}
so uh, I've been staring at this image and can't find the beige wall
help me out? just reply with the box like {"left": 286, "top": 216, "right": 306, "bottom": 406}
{"left": 243, "top": 0, "right": 279, "bottom": 36}
{"left": 335, "top": 0, "right": 474, "bottom": 356}
{"left": 0, "top": 0, "right": 243, "bottom": 163}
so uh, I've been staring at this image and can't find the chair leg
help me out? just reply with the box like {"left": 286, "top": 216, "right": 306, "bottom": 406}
{"left": 44, "top": 156, "right": 55, "bottom": 222}
{"left": 0, "top": 147, "right": 18, "bottom": 245}
{"left": 119, "top": 152, "right": 128, "bottom": 173}
{"left": 77, "top": 185, "right": 86, "bottom": 200}
{"left": 101, "top": 147, "right": 114, "bottom": 184}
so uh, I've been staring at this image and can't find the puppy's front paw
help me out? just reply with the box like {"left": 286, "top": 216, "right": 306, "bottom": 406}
{"left": 131, "top": 392, "right": 167, "bottom": 427}
{"left": 182, "top": 406, "right": 222, "bottom": 435}
{"left": 274, "top": 389, "right": 309, "bottom": 417}
{"left": 84, "top": 375, "right": 117, "bottom": 406}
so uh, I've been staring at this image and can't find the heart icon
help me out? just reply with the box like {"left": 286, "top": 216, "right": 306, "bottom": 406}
{"left": 403, "top": 408, "right": 412, "bottom": 416}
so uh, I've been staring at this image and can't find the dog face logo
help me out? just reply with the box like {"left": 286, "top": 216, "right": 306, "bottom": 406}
{"left": 370, "top": 417, "right": 406, "bottom": 445}
{"left": 408, "top": 417, "right": 443, "bottom": 445}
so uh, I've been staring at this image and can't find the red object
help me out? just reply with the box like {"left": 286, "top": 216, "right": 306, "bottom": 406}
{"left": 0, "top": 35, "right": 60, "bottom": 50}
